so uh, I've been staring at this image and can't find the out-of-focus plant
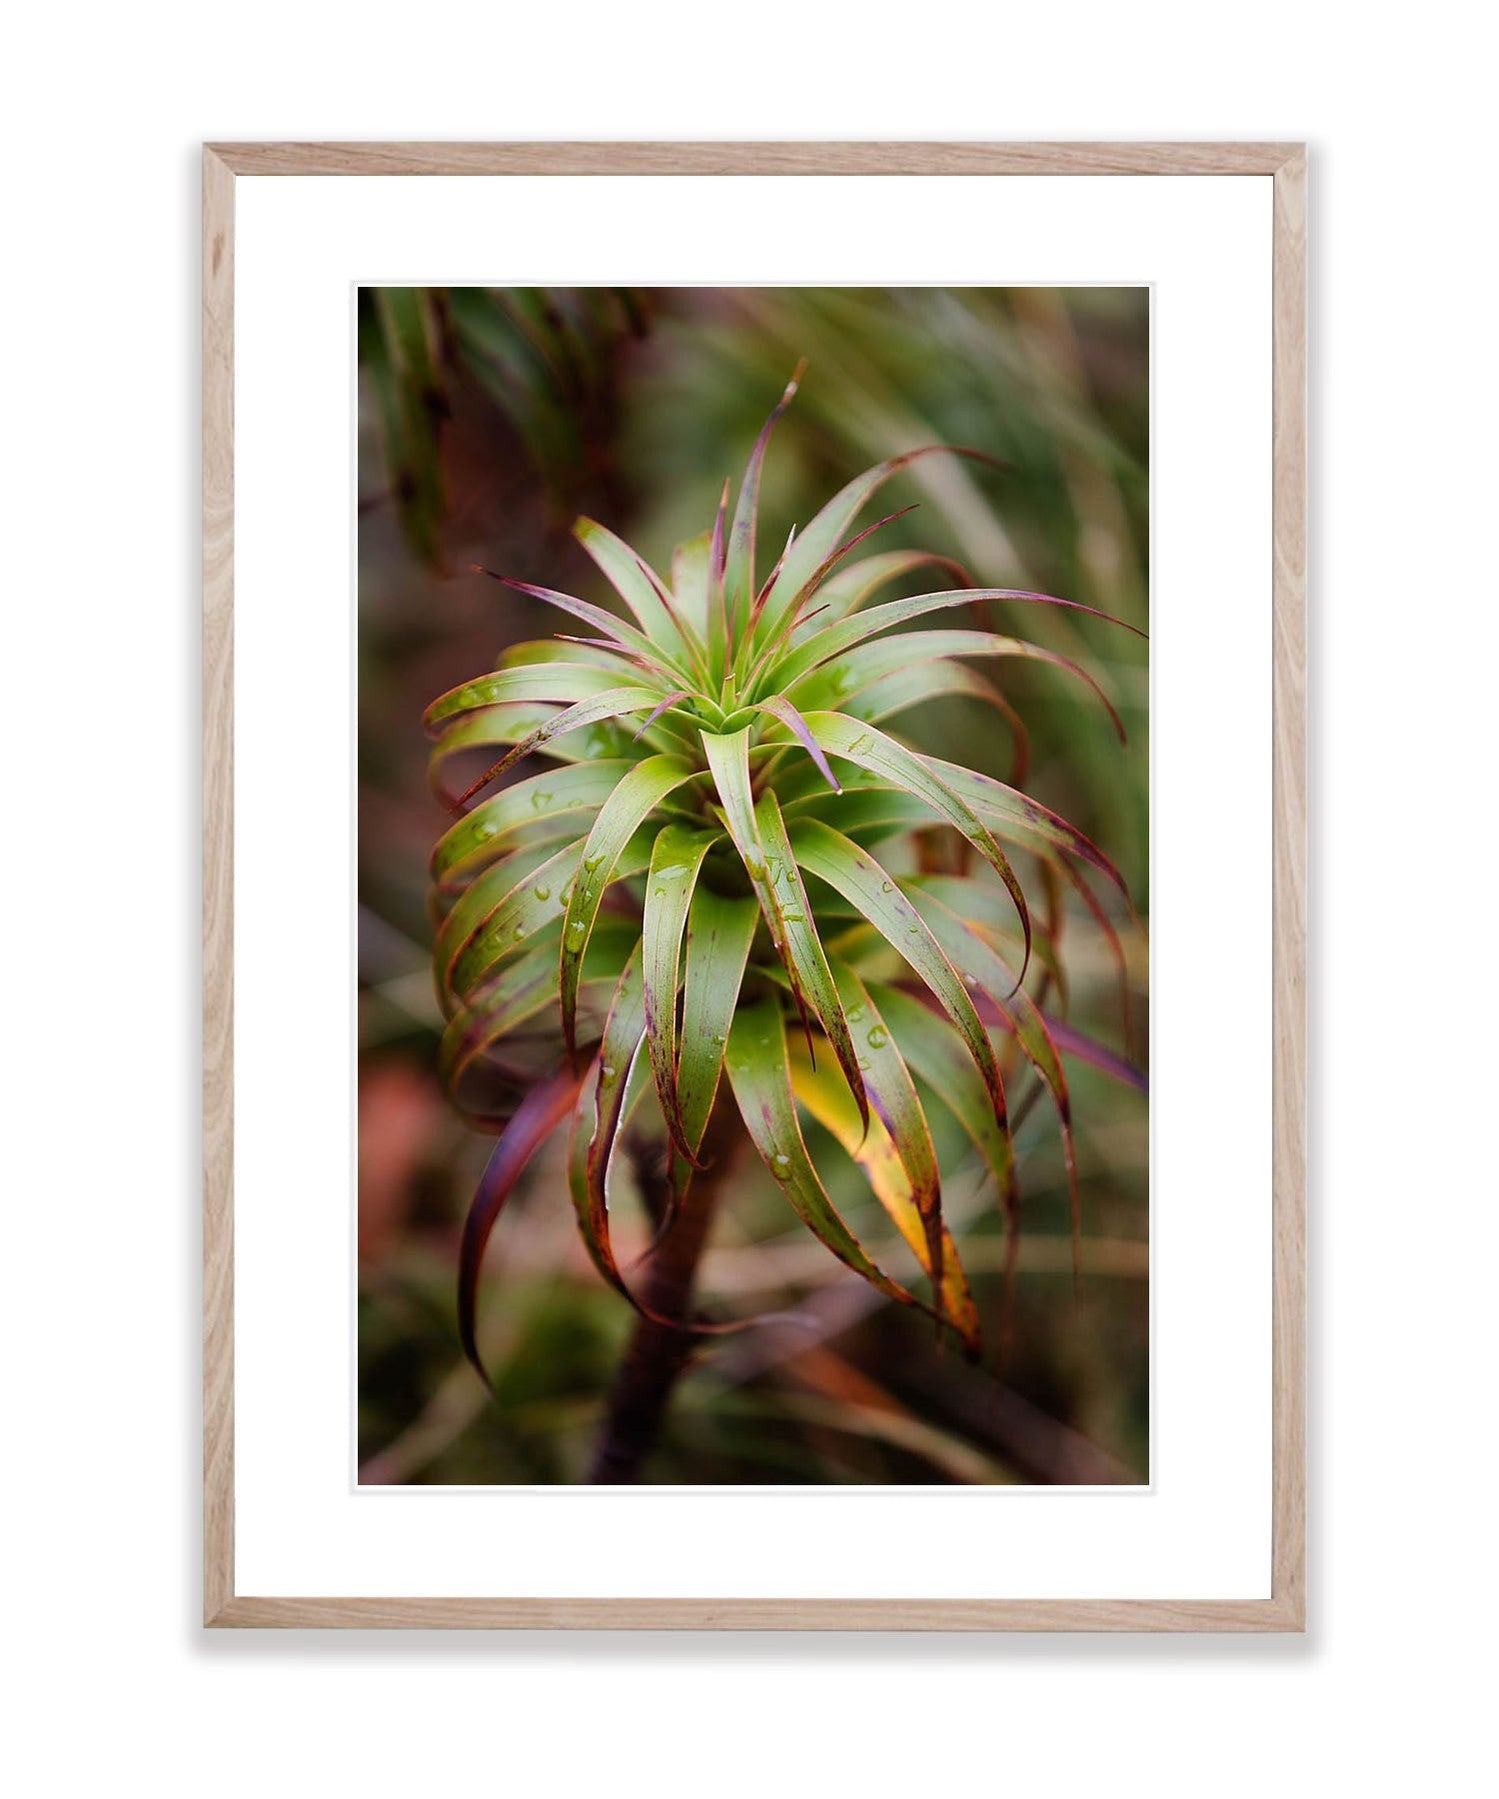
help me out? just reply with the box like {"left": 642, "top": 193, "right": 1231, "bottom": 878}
{"left": 425, "top": 368, "right": 1145, "bottom": 1481}
{"left": 359, "top": 286, "right": 650, "bottom": 568}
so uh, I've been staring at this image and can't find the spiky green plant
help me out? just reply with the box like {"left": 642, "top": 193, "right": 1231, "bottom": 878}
{"left": 427, "top": 367, "right": 1144, "bottom": 1453}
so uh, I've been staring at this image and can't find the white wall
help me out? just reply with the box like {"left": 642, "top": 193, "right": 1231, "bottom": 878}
{"left": 5, "top": 6, "right": 1493, "bottom": 1794}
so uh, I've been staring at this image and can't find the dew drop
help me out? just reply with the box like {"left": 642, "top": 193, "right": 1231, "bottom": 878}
{"left": 477, "top": 821, "right": 498, "bottom": 839}
{"left": 771, "top": 1152, "right": 792, "bottom": 1178}
{"left": 512, "top": 924, "right": 527, "bottom": 941}
{"left": 880, "top": 879, "right": 894, "bottom": 893}
{"left": 532, "top": 883, "right": 551, "bottom": 902}
{"left": 531, "top": 789, "right": 552, "bottom": 810}
{"left": 601, "top": 1064, "right": 616, "bottom": 1079}
{"left": 566, "top": 919, "right": 586, "bottom": 942}
{"left": 584, "top": 853, "right": 604, "bottom": 871}
{"left": 866, "top": 1025, "right": 889, "bottom": 1050}
{"left": 846, "top": 1005, "right": 865, "bottom": 1024}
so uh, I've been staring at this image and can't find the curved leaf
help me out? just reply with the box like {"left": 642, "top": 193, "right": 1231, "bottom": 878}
{"left": 750, "top": 694, "right": 842, "bottom": 793}
{"left": 753, "top": 446, "right": 999, "bottom": 648}
{"left": 790, "top": 628, "right": 1126, "bottom": 740}
{"left": 724, "top": 997, "right": 929, "bottom": 1316}
{"left": 441, "top": 919, "right": 637, "bottom": 1096}
{"left": 700, "top": 728, "right": 868, "bottom": 1131}
{"left": 924, "top": 755, "right": 1129, "bottom": 900}
{"left": 447, "top": 829, "right": 655, "bottom": 1013}
{"left": 768, "top": 583, "right": 1144, "bottom": 695}
{"left": 788, "top": 1044, "right": 978, "bottom": 1355}
{"left": 801, "top": 710, "right": 1032, "bottom": 980}
{"left": 434, "top": 837, "right": 583, "bottom": 1013}
{"left": 675, "top": 886, "right": 760, "bottom": 1167}
{"left": 914, "top": 888, "right": 1081, "bottom": 1279}
{"left": 479, "top": 567, "right": 693, "bottom": 685}
{"left": 458, "top": 1061, "right": 595, "bottom": 1390}
{"left": 558, "top": 756, "right": 700, "bottom": 1053}
{"left": 641, "top": 825, "right": 721, "bottom": 1160}
{"left": 574, "top": 515, "right": 700, "bottom": 671}
{"left": 788, "top": 817, "right": 1009, "bottom": 1139}
{"left": 726, "top": 363, "right": 804, "bottom": 638}
{"left": 446, "top": 684, "right": 667, "bottom": 811}
{"left": 423, "top": 661, "right": 629, "bottom": 736}
{"left": 803, "top": 548, "right": 972, "bottom": 632}
{"left": 828, "top": 960, "right": 943, "bottom": 1305}
{"left": 429, "top": 759, "right": 632, "bottom": 887}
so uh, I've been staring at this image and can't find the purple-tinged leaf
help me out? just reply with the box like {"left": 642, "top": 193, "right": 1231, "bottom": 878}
{"left": 459, "top": 1061, "right": 595, "bottom": 1391}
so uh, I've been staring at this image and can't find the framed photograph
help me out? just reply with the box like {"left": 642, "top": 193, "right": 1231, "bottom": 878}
{"left": 204, "top": 141, "right": 1305, "bottom": 1629}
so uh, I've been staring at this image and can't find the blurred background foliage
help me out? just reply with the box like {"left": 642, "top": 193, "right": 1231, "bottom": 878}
{"left": 358, "top": 286, "right": 1149, "bottom": 1485}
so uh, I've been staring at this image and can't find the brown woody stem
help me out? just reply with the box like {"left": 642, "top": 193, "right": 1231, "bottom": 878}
{"left": 586, "top": 1103, "right": 739, "bottom": 1484}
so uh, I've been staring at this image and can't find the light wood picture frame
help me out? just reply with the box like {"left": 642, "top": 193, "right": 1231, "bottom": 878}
{"left": 203, "top": 140, "right": 1306, "bottom": 1631}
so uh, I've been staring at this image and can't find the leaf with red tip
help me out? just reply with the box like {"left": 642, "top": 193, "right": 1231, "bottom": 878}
{"left": 768, "top": 584, "right": 1145, "bottom": 695}
{"left": 788, "top": 1040, "right": 978, "bottom": 1355}
{"left": 446, "top": 684, "right": 666, "bottom": 811}
{"left": 573, "top": 516, "right": 704, "bottom": 673}
{"left": 788, "top": 818, "right": 1009, "bottom": 1141}
{"left": 750, "top": 695, "right": 842, "bottom": 793}
{"left": 479, "top": 568, "right": 692, "bottom": 685}
{"left": 791, "top": 628, "right": 1127, "bottom": 742}
{"left": 914, "top": 888, "right": 1083, "bottom": 1281}
{"left": 726, "top": 363, "right": 804, "bottom": 637}
{"left": 724, "top": 996, "right": 936, "bottom": 1320}
{"left": 801, "top": 710, "right": 1032, "bottom": 983}
{"left": 829, "top": 960, "right": 944, "bottom": 1309}
{"left": 753, "top": 445, "right": 1002, "bottom": 648}
{"left": 429, "top": 759, "right": 632, "bottom": 888}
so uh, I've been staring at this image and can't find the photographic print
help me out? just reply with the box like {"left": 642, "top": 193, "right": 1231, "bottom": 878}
{"left": 356, "top": 285, "right": 1150, "bottom": 1488}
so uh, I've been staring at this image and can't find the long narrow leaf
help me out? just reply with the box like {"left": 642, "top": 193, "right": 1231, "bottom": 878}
{"left": 753, "top": 446, "right": 999, "bottom": 648}
{"left": 788, "top": 818, "right": 1009, "bottom": 1137}
{"left": 724, "top": 997, "right": 929, "bottom": 1316}
{"left": 573, "top": 515, "right": 699, "bottom": 669}
{"left": 802, "top": 710, "right": 1032, "bottom": 979}
{"left": 790, "top": 628, "right": 1126, "bottom": 740}
{"left": 446, "top": 684, "right": 666, "bottom": 811}
{"left": 458, "top": 1062, "right": 594, "bottom": 1390}
{"left": 726, "top": 363, "right": 804, "bottom": 637}
{"left": 558, "top": 756, "right": 700, "bottom": 1053}
{"left": 829, "top": 960, "right": 944, "bottom": 1305}
{"left": 915, "top": 888, "right": 1082, "bottom": 1279}
{"left": 641, "top": 825, "right": 720, "bottom": 1159}
{"left": 429, "top": 758, "right": 631, "bottom": 887}
{"left": 423, "top": 662, "right": 631, "bottom": 736}
{"left": 788, "top": 1044, "right": 978, "bottom": 1354}
{"left": 673, "top": 886, "right": 760, "bottom": 1182}
{"left": 768, "top": 584, "right": 1144, "bottom": 694}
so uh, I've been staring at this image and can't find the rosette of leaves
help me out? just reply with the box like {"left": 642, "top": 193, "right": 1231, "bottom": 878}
{"left": 426, "top": 367, "right": 1144, "bottom": 1395}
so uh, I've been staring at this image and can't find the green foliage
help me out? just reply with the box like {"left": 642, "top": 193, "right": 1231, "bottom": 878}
{"left": 426, "top": 370, "right": 1144, "bottom": 1377}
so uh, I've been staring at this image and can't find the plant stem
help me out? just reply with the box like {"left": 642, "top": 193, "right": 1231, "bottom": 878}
{"left": 586, "top": 1104, "right": 739, "bottom": 1484}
